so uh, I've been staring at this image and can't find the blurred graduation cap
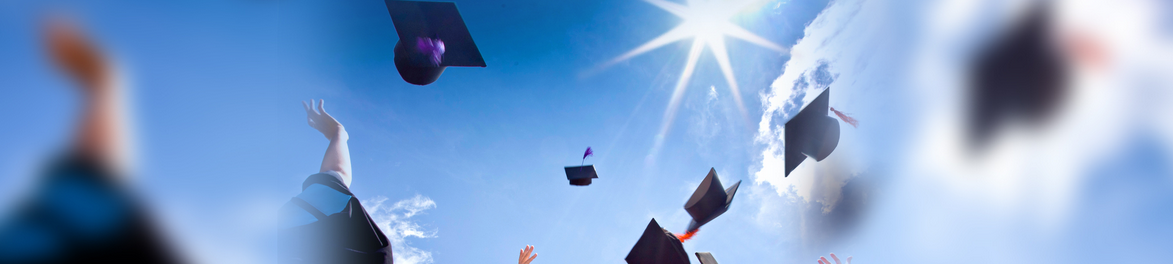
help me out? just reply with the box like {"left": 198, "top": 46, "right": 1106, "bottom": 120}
{"left": 694, "top": 252, "right": 719, "bottom": 264}
{"left": 784, "top": 88, "right": 840, "bottom": 177}
{"left": 385, "top": 0, "right": 486, "bottom": 85}
{"left": 564, "top": 165, "right": 598, "bottom": 186}
{"left": 626, "top": 218, "right": 691, "bottom": 264}
{"left": 968, "top": 3, "right": 1067, "bottom": 150}
{"left": 684, "top": 168, "right": 741, "bottom": 232}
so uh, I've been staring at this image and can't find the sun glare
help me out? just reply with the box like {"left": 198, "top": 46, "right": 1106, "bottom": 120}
{"left": 608, "top": 0, "right": 787, "bottom": 160}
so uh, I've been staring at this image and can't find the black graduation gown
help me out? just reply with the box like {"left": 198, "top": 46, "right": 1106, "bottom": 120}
{"left": 282, "top": 173, "right": 392, "bottom": 264}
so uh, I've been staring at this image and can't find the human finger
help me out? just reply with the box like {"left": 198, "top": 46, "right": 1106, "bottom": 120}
{"left": 525, "top": 253, "right": 537, "bottom": 264}
{"left": 519, "top": 247, "right": 526, "bottom": 264}
{"left": 830, "top": 253, "right": 840, "bottom": 264}
{"left": 317, "top": 99, "right": 328, "bottom": 115}
{"left": 846, "top": 256, "right": 852, "bottom": 264}
{"left": 303, "top": 101, "right": 317, "bottom": 115}
{"left": 820, "top": 256, "right": 830, "bottom": 264}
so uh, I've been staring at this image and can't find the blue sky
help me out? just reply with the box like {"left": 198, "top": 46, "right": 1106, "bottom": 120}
{"left": 0, "top": 0, "right": 832, "bottom": 263}
{"left": 2, "top": 0, "right": 1173, "bottom": 263}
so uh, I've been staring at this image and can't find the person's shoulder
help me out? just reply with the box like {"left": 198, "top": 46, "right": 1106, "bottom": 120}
{"left": 283, "top": 171, "right": 355, "bottom": 228}
{"left": 301, "top": 171, "right": 350, "bottom": 194}
{"left": 42, "top": 153, "right": 116, "bottom": 182}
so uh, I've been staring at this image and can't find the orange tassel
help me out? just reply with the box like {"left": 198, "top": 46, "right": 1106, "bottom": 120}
{"left": 675, "top": 229, "right": 699, "bottom": 242}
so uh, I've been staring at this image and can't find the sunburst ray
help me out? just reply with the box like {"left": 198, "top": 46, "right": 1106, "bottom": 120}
{"left": 604, "top": 0, "right": 786, "bottom": 160}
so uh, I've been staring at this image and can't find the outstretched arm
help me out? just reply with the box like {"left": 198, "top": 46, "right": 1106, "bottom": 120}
{"left": 44, "top": 17, "right": 128, "bottom": 176}
{"left": 303, "top": 99, "right": 352, "bottom": 187}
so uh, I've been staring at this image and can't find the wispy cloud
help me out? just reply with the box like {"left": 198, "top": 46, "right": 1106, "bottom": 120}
{"left": 688, "top": 86, "right": 723, "bottom": 150}
{"left": 363, "top": 195, "right": 438, "bottom": 264}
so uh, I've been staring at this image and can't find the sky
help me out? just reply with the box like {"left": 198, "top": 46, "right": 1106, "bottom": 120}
{"left": 1, "top": 0, "right": 1172, "bottom": 264}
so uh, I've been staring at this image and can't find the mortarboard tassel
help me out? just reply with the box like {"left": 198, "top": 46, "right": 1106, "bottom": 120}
{"left": 675, "top": 229, "right": 699, "bottom": 242}
{"left": 582, "top": 147, "right": 593, "bottom": 165}
{"left": 830, "top": 107, "right": 859, "bottom": 128}
{"left": 416, "top": 37, "right": 445, "bottom": 66}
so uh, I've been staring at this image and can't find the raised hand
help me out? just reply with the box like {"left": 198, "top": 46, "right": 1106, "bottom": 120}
{"left": 518, "top": 245, "right": 537, "bottom": 264}
{"left": 303, "top": 99, "right": 347, "bottom": 142}
{"left": 818, "top": 253, "right": 851, "bottom": 264}
{"left": 44, "top": 16, "right": 112, "bottom": 92}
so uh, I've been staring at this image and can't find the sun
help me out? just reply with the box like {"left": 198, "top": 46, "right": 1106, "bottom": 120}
{"left": 607, "top": 0, "right": 787, "bottom": 159}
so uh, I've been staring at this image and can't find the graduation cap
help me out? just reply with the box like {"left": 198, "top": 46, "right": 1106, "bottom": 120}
{"left": 626, "top": 218, "right": 691, "bottom": 264}
{"left": 565, "top": 147, "right": 598, "bottom": 186}
{"left": 784, "top": 88, "right": 840, "bottom": 177}
{"left": 564, "top": 165, "right": 598, "bottom": 186}
{"left": 968, "top": 3, "right": 1067, "bottom": 150}
{"left": 694, "top": 252, "right": 719, "bottom": 264}
{"left": 684, "top": 168, "right": 741, "bottom": 232}
{"left": 385, "top": 0, "right": 486, "bottom": 85}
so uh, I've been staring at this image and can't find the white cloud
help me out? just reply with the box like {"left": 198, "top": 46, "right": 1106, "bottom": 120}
{"left": 754, "top": 0, "right": 877, "bottom": 212}
{"left": 363, "top": 194, "right": 438, "bottom": 264}
{"left": 749, "top": 1, "right": 883, "bottom": 256}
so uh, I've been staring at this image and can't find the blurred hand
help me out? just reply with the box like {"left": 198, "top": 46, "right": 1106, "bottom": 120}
{"left": 818, "top": 253, "right": 851, "bottom": 264}
{"left": 303, "top": 99, "right": 347, "bottom": 141}
{"left": 518, "top": 245, "right": 537, "bottom": 264}
{"left": 43, "top": 16, "right": 112, "bottom": 92}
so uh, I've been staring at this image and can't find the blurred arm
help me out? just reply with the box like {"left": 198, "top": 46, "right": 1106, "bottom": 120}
{"left": 44, "top": 18, "right": 128, "bottom": 176}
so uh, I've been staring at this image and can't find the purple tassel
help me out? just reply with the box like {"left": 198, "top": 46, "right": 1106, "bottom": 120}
{"left": 582, "top": 147, "right": 594, "bottom": 161}
{"left": 415, "top": 37, "right": 445, "bottom": 66}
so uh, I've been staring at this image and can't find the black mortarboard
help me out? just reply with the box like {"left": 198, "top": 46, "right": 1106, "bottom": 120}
{"left": 683, "top": 168, "right": 741, "bottom": 232}
{"left": 385, "top": 0, "right": 486, "bottom": 85}
{"left": 626, "top": 218, "right": 691, "bottom": 264}
{"left": 784, "top": 88, "right": 840, "bottom": 177}
{"left": 694, "top": 252, "right": 719, "bottom": 264}
{"left": 564, "top": 165, "right": 598, "bottom": 186}
{"left": 968, "top": 3, "right": 1066, "bottom": 150}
